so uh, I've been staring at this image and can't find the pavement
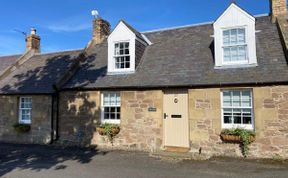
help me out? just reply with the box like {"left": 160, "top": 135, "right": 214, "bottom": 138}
{"left": 0, "top": 143, "right": 288, "bottom": 178}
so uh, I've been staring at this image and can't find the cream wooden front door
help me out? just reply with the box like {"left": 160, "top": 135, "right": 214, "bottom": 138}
{"left": 163, "top": 90, "right": 189, "bottom": 148}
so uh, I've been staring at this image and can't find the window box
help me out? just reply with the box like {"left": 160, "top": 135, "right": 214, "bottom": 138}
{"left": 96, "top": 127, "right": 105, "bottom": 135}
{"left": 220, "top": 133, "right": 255, "bottom": 143}
{"left": 220, "top": 128, "right": 256, "bottom": 157}
{"left": 96, "top": 123, "right": 121, "bottom": 144}
{"left": 13, "top": 123, "right": 31, "bottom": 133}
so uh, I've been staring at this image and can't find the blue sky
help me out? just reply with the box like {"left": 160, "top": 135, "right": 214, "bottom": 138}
{"left": 0, "top": 0, "right": 269, "bottom": 56}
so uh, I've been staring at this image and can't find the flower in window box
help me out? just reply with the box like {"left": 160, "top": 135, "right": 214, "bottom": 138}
{"left": 220, "top": 128, "right": 256, "bottom": 157}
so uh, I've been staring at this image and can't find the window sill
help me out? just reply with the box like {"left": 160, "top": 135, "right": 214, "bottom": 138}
{"left": 107, "top": 71, "right": 135, "bottom": 75}
{"left": 101, "top": 120, "right": 120, "bottom": 124}
{"left": 215, "top": 63, "right": 258, "bottom": 69}
{"left": 222, "top": 124, "right": 254, "bottom": 130}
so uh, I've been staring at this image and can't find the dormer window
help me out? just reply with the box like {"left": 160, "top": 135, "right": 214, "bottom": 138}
{"left": 107, "top": 20, "right": 150, "bottom": 75}
{"left": 214, "top": 3, "right": 257, "bottom": 68}
{"left": 223, "top": 28, "right": 247, "bottom": 64}
{"left": 115, "top": 42, "right": 130, "bottom": 69}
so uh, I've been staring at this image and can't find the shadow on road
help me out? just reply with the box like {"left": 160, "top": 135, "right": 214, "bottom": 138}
{"left": 0, "top": 143, "right": 106, "bottom": 176}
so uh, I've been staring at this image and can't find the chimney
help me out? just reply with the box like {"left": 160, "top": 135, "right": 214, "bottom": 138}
{"left": 270, "top": 0, "right": 287, "bottom": 22}
{"left": 92, "top": 18, "right": 110, "bottom": 44}
{"left": 25, "top": 28, "right": 40, "bottom": 53}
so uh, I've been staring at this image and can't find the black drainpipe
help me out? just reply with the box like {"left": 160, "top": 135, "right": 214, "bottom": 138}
{"left": 51, "top": 85, "right": 60, "bottom": 143}
{"left": 50, "top": 93, "right": 55, "bottom": 144}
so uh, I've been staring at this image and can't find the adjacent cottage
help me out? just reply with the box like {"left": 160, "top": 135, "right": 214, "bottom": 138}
{"left": 0, "top": 0, "right": 288, "bottom": 159}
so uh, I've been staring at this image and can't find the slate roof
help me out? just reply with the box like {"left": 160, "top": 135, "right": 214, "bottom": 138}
{"left": 63, "top": 16, "right": 288, "bottom": 90}
{"left": 120, "top": 20, "right": 147, "bottom": 43}
{"left": 0, "top": 50, "right": 82, "bottom": 94}
{"left": 0, "top": 55, "right": 21, "bottom": 72}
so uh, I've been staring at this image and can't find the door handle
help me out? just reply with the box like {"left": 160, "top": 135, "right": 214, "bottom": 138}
{"left": 164, "top": 113, "right": 168, "bottom": 119}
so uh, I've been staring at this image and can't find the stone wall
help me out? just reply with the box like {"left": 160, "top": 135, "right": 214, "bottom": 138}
{"left": 189, "top": 86, "right": 288, "bottom": 159}
{"left": 0, "top": 95, "right": 52, "bottom": 144}
{"left": 58, "top": 91, "right": 100, "bottom": 146}
{"left": 92, "top": 90, "right": 163, "bottom": 151}
{"left": 58, "top": 90, "right": 163, "bottom": 151}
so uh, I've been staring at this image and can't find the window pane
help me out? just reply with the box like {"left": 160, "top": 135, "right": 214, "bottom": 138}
{"left": 233, "top": 109, "right": 241, "bottom": 124}
{"left": 104, "top": 113, "right": 110, "bottom": 120}
{"left": 238, "top": 29, "right": 245, "bottom": 44}
{"left": 230, "top": 29, "right": 237, "bottom": 45}
{"left": 223, "top": 91, "right": 232, "bottom": 107}
{"left": 223, "top": 48, "right": 230, "bottom": 62}
{"left": 238, "top": 46, "right": 246, "bottom": 61}
{"left": 110, "top": 113, "right": 116, "bottom": 120}
{"left": 104, "top": 94, "right": 110, "bottom": 106}
{"left": 116, "top": 94, "right": 121, "bottom": 106}
{"left": 230, "top": 47, "right": 238, "bottom": 62}
{"left": 223, "top": 30, "right": 230, "bottom": 45}
{"left": 242, "top": 91, "right": 251, "bottom": 107}
{"left": 232, "top": 91, "right": 241, "bottom": 107}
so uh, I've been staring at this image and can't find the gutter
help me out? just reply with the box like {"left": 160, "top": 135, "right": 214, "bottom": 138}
{"left": 60, "top": 81, "right": 288, "bottom": 92}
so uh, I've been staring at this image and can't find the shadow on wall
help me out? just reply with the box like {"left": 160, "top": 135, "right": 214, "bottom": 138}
{"left": 0, "top": 142, "right": 107, "bottom": 177}
{"left": 59, "top": 91, "right": 100, "bottom": 147}
{"left": 57, "top": 54, "right": 108, "bottom": 147}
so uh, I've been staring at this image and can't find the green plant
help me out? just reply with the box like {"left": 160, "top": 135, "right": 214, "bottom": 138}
{"left": 221, "top": 128, "right": 256, "bottom": 157}
{"left": 13, "top": 123, "right": 31, "bottom": 133}
{"left": 96, "top": 123, "right": 120, "bottom": 144}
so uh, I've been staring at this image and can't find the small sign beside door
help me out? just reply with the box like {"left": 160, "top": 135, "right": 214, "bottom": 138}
{"left": 148, "top": 107, "right": 157, "bottom": 112}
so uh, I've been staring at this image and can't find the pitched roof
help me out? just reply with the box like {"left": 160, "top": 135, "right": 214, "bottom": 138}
{"left": 0, "top": 55, "right": 21, "bottom": 72}
{"left": 120, "top": 20, "right": 147, "bottom": 43}
{"left": 0, "top": 50, "right": 82, "bottom": 94}
{"left": 63, "top": 16, "right": 288, "bottom": 90}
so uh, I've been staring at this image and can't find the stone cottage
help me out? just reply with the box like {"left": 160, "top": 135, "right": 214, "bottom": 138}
{"left": 0, "top": 0, "right": 288, "bottom": 159}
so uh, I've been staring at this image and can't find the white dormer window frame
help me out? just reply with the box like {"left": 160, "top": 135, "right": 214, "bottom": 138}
{"left": 214, "top": 3, "right": 257, "bottom": 68}
{"left": 114, "top": 41, "right": 131, "bottom": 70}
{"left": 222, "top": 26, "right": 249, "bottom": 65}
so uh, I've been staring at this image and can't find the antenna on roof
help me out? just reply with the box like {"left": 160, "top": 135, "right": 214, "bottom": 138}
{"left": 91, "top": 10, "right": 100, "bottom": 19}
{"left": 14, "top": 29, "right": 27, "bottom": 37}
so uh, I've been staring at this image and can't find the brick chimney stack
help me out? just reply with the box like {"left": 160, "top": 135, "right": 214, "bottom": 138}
{"left": 270, "top": 0, "right": 287, "bottom": 22}
{"left": 92, "top": 18, "right": 110, "bottom": 44}
{"left": 25, "top": 28, "right": 40, "bottom": 53}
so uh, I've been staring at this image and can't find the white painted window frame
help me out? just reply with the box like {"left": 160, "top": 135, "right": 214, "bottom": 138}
{"left": 221, "top": 26, "right": 249, "bottom": 65}
{"left": 112, "top": 40, "right": 133, "bottom": 73}
{"left": 220, "top": 89, "right": 254, "bottom": 130}
{"left": 114, "top": 41, "right": 130, "bottom": 70}
{"left": 19, "top": 97, "right": 32, "bottom": 124}
{"left": 101, "top": 92, "right": 121, "bottom": 124}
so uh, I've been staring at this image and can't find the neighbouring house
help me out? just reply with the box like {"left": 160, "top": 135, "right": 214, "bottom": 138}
{"left": 0, "top": 0, "right": 288, "bottom": 159}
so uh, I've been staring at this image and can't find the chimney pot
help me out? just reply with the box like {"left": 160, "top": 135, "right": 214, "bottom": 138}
{"left": 31, "top": 28, "right": 36, "bottom": 35}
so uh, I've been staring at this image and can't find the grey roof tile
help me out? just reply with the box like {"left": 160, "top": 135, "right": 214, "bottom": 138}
{"left": 0, "top": 50, "right": 82, "bottom": 94}
{"left": 64, "top": 16, "right": 288, "bottom": 89}
{"left": 0, "top": 55, "right": 20, "bottom": 72}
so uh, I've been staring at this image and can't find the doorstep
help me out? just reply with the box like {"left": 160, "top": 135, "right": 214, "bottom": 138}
{"left": 150, "top": 150, "right": 210, "bottom": 160}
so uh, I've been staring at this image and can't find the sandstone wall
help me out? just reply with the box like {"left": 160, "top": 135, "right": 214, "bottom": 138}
{"left": 189, "top": 86, "right": 288, "bottom": 159}
{"left": 0, "top": 95, "right": 52, "bottom": 144}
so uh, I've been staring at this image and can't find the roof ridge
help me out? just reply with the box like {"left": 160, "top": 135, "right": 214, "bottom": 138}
{"left": 0, "top": 54, "right": 22, "bottom": 58}
{"left": 143, "top": 13, "right": 270, "bottom": 34}
{"left": 35, "top": 48, "right": 84, "bottom": 56}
